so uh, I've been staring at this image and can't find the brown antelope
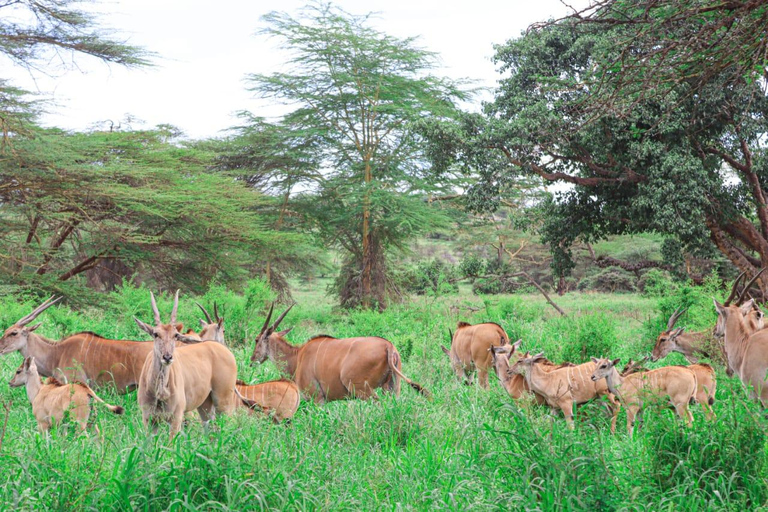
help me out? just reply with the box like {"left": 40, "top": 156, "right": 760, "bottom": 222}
{"left": 652, "top": 307, "right": 723, "bottom": 364}
{"left": 623, "top": 358, "right": 717, "bottom": 420}
{"left": 441, "top": 321, "right": 510, "bottom": 389}
{"left": 489, "top": 342, "right": 553, "bottom": 405}
{"left": 590, "top": 357, "right": 697, "bottom": 438}
{"left": 0, "top": 296, "right": 160, "bottom": 393}
{"left": 10, "top": 356, "right": 124, "bottom": 433}
{"left": 714, "top": 285, "right": 768, "bottom": 407}
{"left": 508, "top": 352, "right": 620, "bottom": 431}
{"left": 135, "top": 291, "right": 238, "bottom": 438}
{"left": 235, "top": 379, "right": 300, "bottom": 423}
{"left": 175, "top": 302, "right": 225, "bottom": 345}
{"left": 250, "top": 304, "right": 430, "bottom": 403}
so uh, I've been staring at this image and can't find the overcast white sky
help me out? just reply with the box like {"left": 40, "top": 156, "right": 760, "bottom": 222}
{"left": 7, "top": 0, "right": 585, "bottom": 139}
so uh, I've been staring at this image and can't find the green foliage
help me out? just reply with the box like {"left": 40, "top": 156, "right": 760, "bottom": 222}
{"left": 577, "top": 267, "right": 637, "bottom": 293}
{"left": 0, "top": 128, "right": 313, "bottom": 300}
{"left": 404, "top": 259, "right": 458, "bottom": 296}
{"left": 422, "top": 7, "right": 768, "bottom": 282}
{"left": 459, "top": 253, "right": 486, "bottom": 279}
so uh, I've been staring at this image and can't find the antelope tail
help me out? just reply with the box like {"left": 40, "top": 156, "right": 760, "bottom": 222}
{"left": 85, "top": 385, "right": 124, "bottom": 415}
{"left": 234, "top": 386, "right": 266, "bottom": 413}
{"left": 387, "top": 347, "right": 432, "bottom": 400}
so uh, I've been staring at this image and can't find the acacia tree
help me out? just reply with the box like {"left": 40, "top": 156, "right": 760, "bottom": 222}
{"left": 0, "top": 127, "right": 304, "bottom": 298}
{"left": 423, "top": 6, "right": 768, "bottom": 294}
{"left": 245, "top": 3, "right": 467, "bottom": 309}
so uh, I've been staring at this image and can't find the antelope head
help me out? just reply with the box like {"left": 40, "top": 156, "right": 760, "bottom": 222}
{"left": 134, "top": 291, "right": 181, "bottom": 367}
{"left": 0, "top": 296, "right": 62, "bottom": 356}
{"left": 590, "top": 357, "right": 621, "bottom": 382}
{"left": 652, "top": 307, "right": 687, "bottom": 361}
{"left": 250, "top": 302, "right": 294, "bottom": 365}
{"left": 507, "top": 351, "right": 545, "bottom": 377}
{"left": 9, "top": 356, "right": 37, "bottom": 387}
{"left": 176, "top": 302, "right": 225, "bottom": 344}
{"left": 714, "top": 269, "right": 766, "bottom": 339}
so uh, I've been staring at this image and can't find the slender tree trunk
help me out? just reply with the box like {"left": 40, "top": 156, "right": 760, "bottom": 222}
{"left": 361, "top": 159, "right": 373, "bottom": 309}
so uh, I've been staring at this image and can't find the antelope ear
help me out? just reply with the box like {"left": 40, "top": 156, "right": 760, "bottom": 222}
{"left": 440, "top": 345, "right": 450, "bottom": 355}
{"left": 512, "top": 339, "right": 522, "bottom": 351}
{"left": 27, "top": 323, "right": 42, "bottom": 332}
{"left": 199, "top": 319, "right": 207, "bottom": 328}
{"left": 591, "top": 357, "right": 599, "bottom": 363}
{"left": 277, "top": 327, "right": 293, "bottom": 337}
{"left": 739, "top": 299, "right": 756, "bottom": 316}
{"left": 134, "top": 317, "right": 154, "bottom": 336}
{"left": 175, "top": 323, "right": 184, "bottom": 332}
{"left": 713, "top": 298, "right": 726, "bottom": 314}
{"left": 611, "top": 358, "right": 621, "bottom": 366}
{"left": 218, "top": 317, "right": 224, "bottom": 328}
{"left": 23, "top": 356, "right": 33, "bottom": 370}
{"left": 175, "top": 333, "right": 203, "bottom": 344}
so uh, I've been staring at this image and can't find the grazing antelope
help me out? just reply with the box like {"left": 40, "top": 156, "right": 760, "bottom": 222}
{"left": 135, "top": 291, "right": 237, "bottom": 438}
{"left": 175, "top": 302, "right": 225, "bottom": 345}
{"left": 590, "top": 357, "right": 697, "bottom": 438}
{"left": 0, "top": 296, "right": 161, "bottom": 393}
{"left": 441, "top": 321, "right": 510, "bottom": 389}
{"left": 652, "top": 308, "right": 724, "bottom": 364}
{"left": 250, "top": 304, "right": 430, "bottom": 403}
{"left": 10, "top": 356, "right": 124, "bottom": 433}
{"left": 508, "top": 352, "right": 620, "bottom": 431}
{"left": 235, "top": 379, "right": 300, "bottom": 423}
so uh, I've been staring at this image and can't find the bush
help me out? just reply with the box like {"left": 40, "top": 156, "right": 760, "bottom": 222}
{"left": 403, "top": 259, "right": 458, "bottom": 296}
{"left": 639, "top": 269, "right": 677, "bottom": 296}
{"left": 459, "top": 254, "right": 486, "bottom": 279}
{"left": 577, "top": 267, "right": 637, "bottom": 293}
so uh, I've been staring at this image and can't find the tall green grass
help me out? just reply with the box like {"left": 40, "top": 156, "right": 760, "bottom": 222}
{"left": 0, "top": 282, "right": 765, "bottom": 510}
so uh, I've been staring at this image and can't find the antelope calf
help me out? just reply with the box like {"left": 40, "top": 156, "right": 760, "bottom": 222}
{"left": 441, "top": 321, "right": 510, "bottom": 389}
{"left": 235, "top": 379, "right": 300, "bottom": 423}
{"left": 10, "top": 356, "right": 124, "bottom": 433}
{"left": 135, "top": 291, "right": 237, "bottom": 438}
{"left": 590, "top": 357, "right": 697, "bottom": 438}
{"left": 508, "top": 352, "right": 620, "bottom": 431}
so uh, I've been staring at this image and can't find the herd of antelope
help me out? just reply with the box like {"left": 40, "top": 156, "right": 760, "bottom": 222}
{"left": 0, "top": 291, "right": 428, "bottom": 438}
{"left": 0, "top": 270, "right": 767, "bottom": 438}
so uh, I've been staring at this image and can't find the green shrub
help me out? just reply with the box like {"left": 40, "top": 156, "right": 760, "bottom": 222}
{"left": 403, "top": 259, "right": 458, "bottom": 296}
{"left": 459, "top": 254, "right": 486, "bottom": 279}
{"left": 577, "top": 267, "right": 637, "bottom": 293}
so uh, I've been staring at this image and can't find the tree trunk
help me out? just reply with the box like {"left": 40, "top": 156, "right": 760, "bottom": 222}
{"left": 361, "top": 159, "right": 373, "bottom": 309}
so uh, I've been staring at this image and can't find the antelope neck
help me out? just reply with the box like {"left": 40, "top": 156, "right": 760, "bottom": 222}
{"left": 25, "top": 334, "right": 60, "bottom": 377}
{"left": 25, "top": 369, "right": 43, "bottom": 405}
{"left": 269, "top": 336, "right": 300, "bottom": 377}
{"left": 723, "top": 313, "right": 750, "bottom": 375}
